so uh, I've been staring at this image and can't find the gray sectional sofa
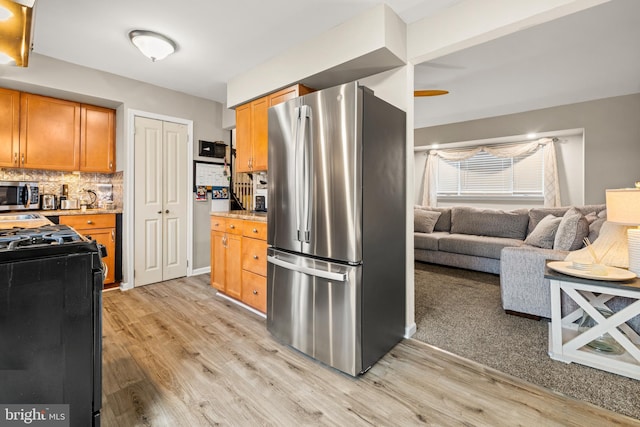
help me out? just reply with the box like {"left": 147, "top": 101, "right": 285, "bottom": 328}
{"left": 414, "top": 204, "right": 607, "bottom": 319}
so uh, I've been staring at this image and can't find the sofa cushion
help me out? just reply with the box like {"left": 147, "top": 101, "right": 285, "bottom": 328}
{"left": 554, "top": 207, "right": 589, "bottom": 251}
{"left": 414, "top": 209, "right": 441, "bottom": 233}
{"left": 527, "top": 207, "right": 570, "bottom": 235}
{"left": 416, "top": 206, "right": 452, "bottom": 232}
{"left": 450, "top": 207, "right": 529, "bottom": 240}
{"left": 524, "top": 214, "right": 562, "bottom": 249}
{"left": 414, "top": 231, "right": 449, "bottom": 251}
{"left": 438, "top": 234, "right": 524, "bottom": 259}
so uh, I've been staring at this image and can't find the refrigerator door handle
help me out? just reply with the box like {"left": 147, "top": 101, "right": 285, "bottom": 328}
{"left": 267, "top": 255, "right": 347, "bottom": 282}
{"left": 294, "top": 105, "right": 312, "bottom": 242}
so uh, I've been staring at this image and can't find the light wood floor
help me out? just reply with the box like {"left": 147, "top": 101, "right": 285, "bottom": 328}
{"left": 102, "top": 275, "right": 640, "bottom": 426}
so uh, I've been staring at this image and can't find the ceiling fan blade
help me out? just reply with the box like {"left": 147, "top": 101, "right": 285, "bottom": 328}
{"left": 414, "top": 90, "right": 449, "bottom": 97}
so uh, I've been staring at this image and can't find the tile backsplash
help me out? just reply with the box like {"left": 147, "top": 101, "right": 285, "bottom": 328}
{"left": 0, "top": 168, "right": 123, "bottom": 209}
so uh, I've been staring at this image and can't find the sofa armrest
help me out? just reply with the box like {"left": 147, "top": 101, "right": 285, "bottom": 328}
{"left": 500, "top": 246, "right": 569, "bottom": 318}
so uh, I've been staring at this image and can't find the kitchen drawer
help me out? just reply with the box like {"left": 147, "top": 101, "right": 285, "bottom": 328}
{"left": 242, "top": 237, "right": 267, "bottom": 276}
{"left": 210, "top": 216, "right": 226, "bottom": 232}
{"left": 225, "top": 218, "right": 244, "bottom": 235}
{"left": 242, "top": 220, "right": 267, "bottom": 240}
{"left": 60, "top": 213, "right": 115, "bottom": 230}
{"left": 241, "top": 270, "right": 266, "bottom": 313}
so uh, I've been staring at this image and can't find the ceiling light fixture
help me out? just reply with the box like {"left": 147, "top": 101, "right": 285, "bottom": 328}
{"left": 128, "top": 30, "right": 176, "bottom": 62}
{"left": 0, "top": 0, "right": 34, "bottom": 67}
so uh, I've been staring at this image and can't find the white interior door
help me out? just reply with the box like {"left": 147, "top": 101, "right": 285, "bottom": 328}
{"left": 134, "top": 116, "right": 188, "bottom": 286}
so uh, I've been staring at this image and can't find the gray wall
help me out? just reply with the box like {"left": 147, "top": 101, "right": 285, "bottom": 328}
{"left": 414, "top": 93, "right": 640, "bottom": 204}
{"left": 0, "top": 53, "right": 226, "bottom": 272}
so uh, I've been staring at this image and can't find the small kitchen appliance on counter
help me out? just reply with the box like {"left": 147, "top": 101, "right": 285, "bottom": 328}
{"left": 0, "top": 181, "right": 39, "bottom": 211}
{"left": 41, "top": 193, "right": 57, "bottom": 210}
{"left": 0, "top": 223, "right": 104, "bottom": 426}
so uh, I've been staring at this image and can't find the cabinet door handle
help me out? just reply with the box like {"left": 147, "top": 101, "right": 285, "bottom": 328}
{"left": 229, "top": 224, "right": 235, "bottom": 229}
{"left": 21, "top": 153, "right": 24, "bottom": 165}
{"left": 13, "top": 152, "right": 17, "bottom": 165}
{"left": 87, "top": 220, "right": 93, "bottom": 224}
{"left": 253, "top": 255, "right": 258, "bottom": 260}
{"left": 252, "top": 228, "right": 258, "bottom": 233}
{"left": 252, "top": 289, "right": 258, "bottom": 295}
{"left": 111, "top": 229, "right": 115, "bottom": 242}
{"left": 109, "top": 162, "right": 113, "bottom": 169}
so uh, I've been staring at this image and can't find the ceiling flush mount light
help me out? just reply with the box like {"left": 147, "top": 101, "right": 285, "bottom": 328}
{"left": 128, "top": 30, "right": 176, "bottom": 62}
{"left": 0, "top": 0, "right": 35, "bottom": 67}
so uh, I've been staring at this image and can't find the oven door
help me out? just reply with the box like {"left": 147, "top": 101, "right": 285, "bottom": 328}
{"left": 0, "top": 250, "right": 100, "bottom": 426}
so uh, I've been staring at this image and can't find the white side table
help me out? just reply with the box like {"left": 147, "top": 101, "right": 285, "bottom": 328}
{"left": 545, "top": 263, "right": 640, "bottom": 379}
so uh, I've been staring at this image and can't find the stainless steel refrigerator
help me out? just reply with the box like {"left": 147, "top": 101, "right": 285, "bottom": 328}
{"left": 266, "top": 81, "right": 406, "bottom": 376}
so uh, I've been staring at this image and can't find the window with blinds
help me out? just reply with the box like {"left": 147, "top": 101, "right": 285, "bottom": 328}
{"left": 436, "top": 146, "right": 544, "bottom": 198}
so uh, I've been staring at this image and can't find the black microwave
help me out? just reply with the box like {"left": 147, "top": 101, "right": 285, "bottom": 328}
{"left": 0, "top": 181, "right": 40, "bottom": 210}
{"left": 199, "top": 140, "right": 226, "bottom": 159}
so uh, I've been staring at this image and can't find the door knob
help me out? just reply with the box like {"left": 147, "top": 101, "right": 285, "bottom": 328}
{"left": 157, "top": 211, "right": 162, "bottom": 214}
{"left": 165, "top": 209, "right": 169, "bottom": 214}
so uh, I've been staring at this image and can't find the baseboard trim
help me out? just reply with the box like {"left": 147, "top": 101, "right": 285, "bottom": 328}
{"left": 217, "top": 292, "right": 267, "bottom": 319}
{"left": 405, "top": 322, "right": 417, "bottom": 338}
{"left": 191, "top": 267, "right": 211, "bottom": 276}
{"left": 120, "top": 281, "right": 133, "bottom": 291}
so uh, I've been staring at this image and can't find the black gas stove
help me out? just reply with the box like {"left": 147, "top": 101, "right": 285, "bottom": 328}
{"left": 0, "top": 224, "right": 88, "bottom": 251}
{"left": 0, "top": 224, "right": 104, "bottom": 426}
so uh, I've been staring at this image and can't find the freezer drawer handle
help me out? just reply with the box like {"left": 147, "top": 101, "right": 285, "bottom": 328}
{"left": 267, "top": 255, "right": 347, "bottom": 282}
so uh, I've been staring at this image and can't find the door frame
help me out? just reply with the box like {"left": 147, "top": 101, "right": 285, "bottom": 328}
{"left": 122, "top": 108, "right": 194, "bottom": 290}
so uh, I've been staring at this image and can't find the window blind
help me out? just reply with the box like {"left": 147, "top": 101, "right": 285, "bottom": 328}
{"left": 436, "top": 146, "right": 544, "bottom": 197}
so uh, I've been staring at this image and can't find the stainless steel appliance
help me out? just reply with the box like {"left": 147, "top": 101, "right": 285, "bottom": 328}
{"left": 41, "top": 193, "right": 57, "bottom": 210}
{"left": 60, "top": 199, "right": 79, "bottom": 210}
{"left": 0, "top": 223, "right": 103, "bottom": 426}
{"left": 0, "top": 181, "right": 39, "bottom": 211}
{"left": 266, "top": 81, "right": 406, "bottom": 376}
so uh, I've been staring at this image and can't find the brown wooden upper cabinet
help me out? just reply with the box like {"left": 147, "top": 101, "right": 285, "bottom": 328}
{"left": 80, "top": 104, "right": 116, "bottom": 173}
{"left": 0, "top": 90, "right": 116, "bottom": 173}
{"left": 235, "top": 84, "right": 313, "bottom": 173}
{"left": 20, "top": 93, "right": 81, "bottom": 171}
{"left": 0, "top": 88, "right": 20, "bottom": 168}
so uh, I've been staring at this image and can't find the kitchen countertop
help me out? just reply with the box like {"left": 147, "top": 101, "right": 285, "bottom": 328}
{"left": 210, "top": 210, "right": 267, "bottom": 222}
{"left": 30, "top": 208, "right": 123, "bottom": 216}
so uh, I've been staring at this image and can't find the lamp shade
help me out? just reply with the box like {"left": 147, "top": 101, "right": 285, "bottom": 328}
{"left": 606, "top": 188, "right": 640, "bottom": 225}
{"left": 129, "top": 30, "right": 176, "bottom": 62}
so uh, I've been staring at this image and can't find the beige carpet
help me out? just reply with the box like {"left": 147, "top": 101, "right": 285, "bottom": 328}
{"left": 413, "top": 261, "right": 640, "bottom": 420}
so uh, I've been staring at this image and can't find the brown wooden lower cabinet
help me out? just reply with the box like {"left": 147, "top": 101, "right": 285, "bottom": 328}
{"left": 60, "top": 213, "right": 116, "bottom": 285}
{"left": 210, "top": 215, "right": 267, "bottom": 313}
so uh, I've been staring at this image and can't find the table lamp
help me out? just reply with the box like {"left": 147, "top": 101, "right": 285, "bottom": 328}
{"left": 606, "top": 187, "right": 640, "bottom": 275}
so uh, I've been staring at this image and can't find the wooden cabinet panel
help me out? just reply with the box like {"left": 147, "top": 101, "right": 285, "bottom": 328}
{"left": 235, "top": 103, "right": 252, "bottom": 173}
{"left": 242, "top": 237, "right": 267, "bottom": 276}
{"left": 210, "top": 231, "right": 225, "bottom": 291}
{"left": 242, "top": 221, "right": 267, "bottom": 240}
{"left": 60, "top": 213, "right": 117, "bottom": 285}
{"left": 235, "top": 84, "right": 314, "bottom": 173}
{"left": 211, "top": 216, "right": 226, "bottom": 233}
{"left": 0, "top": 88, "right": 20, "bottom": 168}
{"left": 241, "top": 270, "right": 267, "bottom": 313}
{"left": 226, "top": 218, "right": 244, "bottom": 235}
{"left": 86, "top": 228, "right": 116, "bottom": 285}
{"left": 20, "top": 93, "right": 81, "bottom": 171}
{"left": 80, "top": 104, "right": 115, "bottom": 173}
{"left": 60, "top": 213, "right": 115, "bottom": 229}
{"left": 225, "top": 234, "right": 242, "bottom": 299}
{"left": 251, "top": 97, "right": 269, "bottom": 171}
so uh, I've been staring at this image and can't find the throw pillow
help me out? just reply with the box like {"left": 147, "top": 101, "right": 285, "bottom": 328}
{"left": 553, "top": 207, "right": 590, "bottom": 251}
{"left": 588, "top": 217, "right": 607, "bottom": 243}
{"left": 414, "top": 209, "right": 441, "bottom": 233}
{"left": 524, "top": 214, "right": 562, "bottom": 249}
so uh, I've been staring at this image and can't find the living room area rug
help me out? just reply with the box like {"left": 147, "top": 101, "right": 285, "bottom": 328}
{"left": 413, "top": 261, "right": 640, "bottom": 420}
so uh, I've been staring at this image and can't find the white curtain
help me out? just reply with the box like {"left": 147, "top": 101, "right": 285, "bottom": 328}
{"left": 422, "top": 138, "right": 560, "bottom": 207}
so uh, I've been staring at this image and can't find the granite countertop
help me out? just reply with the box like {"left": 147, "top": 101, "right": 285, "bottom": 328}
{"left": 31, "top": 208, "right": 123, "bottom": 216}
{"left": 210, "top": 210, "right": 267, "bottom": 222}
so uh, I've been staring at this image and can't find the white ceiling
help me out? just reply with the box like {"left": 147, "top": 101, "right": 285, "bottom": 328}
{"left": 29, "top": 0, "right": 462, "bottom": 104}
{"left": 27, "top": 0, "right": 640, "bottom": 128}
